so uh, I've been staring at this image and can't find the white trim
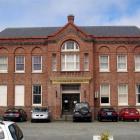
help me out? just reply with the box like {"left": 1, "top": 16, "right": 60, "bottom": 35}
{"left": 61, "top": 54, "right": 80, "bottom": 71}
{"left": 0, "top": 56, "right": 8, "bottom": 73}
{"left": 0, "top": 85, "right": 7, "bottom": 106}
{"left": 100, "top": 84, "right": 110, "bottom": 106}
{"left": 134, "top": 55, "right": 140, "bottom": 72}
{"left": 99, "top": 55, "right": 110, "bottom": 72}
{"left": 32, "top": 84, "right": 42, "bottom": 106}
{"left": 117, "top": 55, "right": 127, "bottom": 72}
{"left": 15, "top": 85, "right": 25, "bottom": 106}
{"left": 118, "top": 84, "right": 128, "bottom": 106}
{"left": 32, "top": 56, "right": 42, "bottom": 73}
{"left": 15, "top": 56, "right": 25, "bottom": 73}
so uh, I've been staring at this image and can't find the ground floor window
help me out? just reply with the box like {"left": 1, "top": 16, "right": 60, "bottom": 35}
{"left": 118, "top": 84, "right": 128, "bottom": 105}
{"left": 0, "top": 85, "right": 7, "bottom": 106}
{"left": 100, "top": 84, "right": 110, "bottom": 105}
{"left": 32, "top": 85, "right": 42, "bottom": 106}
{"left": 136, "top": 84, "right": 140, "bottom": 105}
{"left": 15, "top": 85, "right": 24, "bottom": 106}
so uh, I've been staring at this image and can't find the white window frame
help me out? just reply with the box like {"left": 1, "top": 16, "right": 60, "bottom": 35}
{"left": 52, "top": 54, "right": 57, "bottom": 71}
{"left": 32, "top": 85, "right": 42, "bottom": 106}
{"left": 84, "top": 53, "right": 89, "bottom": 71}
{"left": 61, "top": 54, "right": 80, "bottom": 71}
{"left": 0, "top": 85, "right": 7, "bottom": 106}
{"left": 118, "top": 84, "right": 128, "bottom": 106}
{"left": 15, "top": 85, "right": 25, "bottom": 106}
{"left": 99, "top": 55, "right": 109, "bottom": 72}
{"left": 135, "top": 55, "right": 140, "bottom": 72}
{"left": 100, "top": 84, "right": 110, "bottom": 106}
{"left": 61, "top": 41, "right": 79, "bottom": 52}
{"left": 15, "top": 56, "right": 25, "bottom": 73}
{"left": 117, "top": 55, "right": 127, "bottom": 72}
{"left": 136, "top": 84, "right": 140, "bottom": 105}
{"left": 32, "top": 56, "right": 42, "bottom": 73}
{"left": 0, "top": 56, "right": 8, "bottom": 73}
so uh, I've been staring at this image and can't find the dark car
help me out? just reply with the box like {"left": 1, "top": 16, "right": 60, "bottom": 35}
{"left": 3, "top": 108, "right": 27, "bottom": 122}
{"left": 98, "top": 107, "right": 118, "bottom": 122}
{"left": 119, "top": 108, "right": 140, "bottom": 121}
{"left": 73, "top": 102, "right": 92, "bottom": 122}
{"left": 31, "top": 107, "right": 51, "bottom": 122}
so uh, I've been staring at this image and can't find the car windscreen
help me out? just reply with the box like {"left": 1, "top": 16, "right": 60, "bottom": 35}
{"left": 102, "top": 108, "right": 114, "bottom": 112}
{"left": 75, "top": 103, "right": 89, "bottom": 110}
{"left": 9, "top": 123, "right": 23, "bottom": 140}
{"left": 33, "top": 108, "right": 48, "bottom": 112}
{"left": 6, "top": 109, "right": 19, "bottom": 113}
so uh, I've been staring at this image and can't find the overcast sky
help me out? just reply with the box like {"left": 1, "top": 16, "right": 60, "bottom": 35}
{"left": 0, "top": 0, "right": 140, "bottom": 31}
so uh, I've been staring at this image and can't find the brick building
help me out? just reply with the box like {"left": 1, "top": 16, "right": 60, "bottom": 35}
{"left": 0, "top": 15, "right": 140, "bottom": 120}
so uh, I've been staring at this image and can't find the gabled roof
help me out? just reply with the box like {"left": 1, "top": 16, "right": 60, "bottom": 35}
{"left": 0, "top": 26, "right": 140, "bottom": 38}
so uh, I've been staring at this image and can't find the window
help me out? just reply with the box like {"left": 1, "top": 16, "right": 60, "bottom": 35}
{"left": 15, "top": 85, "right": 24, "bottom": 106}
{"left": 52, "top": 54, "right": 57, "bottom": 71}
{"left": 61, "top": 41, "right": 80, "bottom": 71}
{"left": 61, "top": 41, "right": 79, "bottom": 52}
{"left": 0, "top": 56, "right": 8, "bottom": 73}
{"left": 135, "top": 55, "right": 140, "bottom": 71}
{"left": 9, "top": 123, "right": 23, "bottom": 140}
{"left": 15, "top": 56, "right": 25, "bottom": 72}
{"left": 32, "top": 85, "right": 42, "bottom": 105}
{"left": 84, "top": 53, "right": 89, "bottom": 71}
{"left": 100, "top": 84, "right": 110, "bottom": 105}
{"left": 0, "top": 85, "right": 7, "bottom": 106}
{"left": 117, "top": 55, "right": 127, "bottom": 72}
{"left": 136, "top": 84, "right": 140, "bottom": 105}
{"left": 32, "top": 56, "right": 42, "bottom": 72}
{"left": 99, "top": 55, "right": 109, "bottom": 72}
{"left": 118, "top": 84, "right": 128, "bottom": 105}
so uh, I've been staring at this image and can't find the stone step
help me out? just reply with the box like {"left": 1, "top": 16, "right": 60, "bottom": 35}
{"left": 56, "top": 115, "right": 73, "bottom": 121}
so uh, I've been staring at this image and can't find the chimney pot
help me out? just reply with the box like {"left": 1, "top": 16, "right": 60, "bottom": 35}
{"left": 67, "top": 15, "right": 74, "bottom": 23}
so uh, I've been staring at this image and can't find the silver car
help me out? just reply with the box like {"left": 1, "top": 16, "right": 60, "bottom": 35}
{"left": 31, "top": 107, "right": 51, "bottom": 122}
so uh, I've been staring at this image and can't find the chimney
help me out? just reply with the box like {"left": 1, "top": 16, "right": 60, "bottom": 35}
{"left": 67, "top": 14, "right": 74, "bottom": 23}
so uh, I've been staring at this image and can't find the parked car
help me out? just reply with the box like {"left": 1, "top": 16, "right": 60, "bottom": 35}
{"left": 0, "top": 120, "right": 24, "bottom": 140}
{"left": 31, "top": 107, "right": 51, "bottom": 122}
{"left": 119, "top": 108, "right": 140, "bottom": 121}
{"left": 3, "top": 108, "right": 27, "bottom": 122}
{"left": 97, "top": 107, "right": 118, "bottom": 122}
{"left": 73, "top": 102, "right": 92, "bottom": 122}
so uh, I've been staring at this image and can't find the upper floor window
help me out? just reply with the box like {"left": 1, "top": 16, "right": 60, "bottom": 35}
{"left": 15, "top": 56, "right": 25, "bottom": 73}
{"left": 32, "top": 56, "right": 42, "bottom": 73}
{"left": 52, "top": 53, "right": 57, "bottom": 71}
{"left": 61, "top": 41, "right": 79, "bottom": 52}
{"left": 135, "top": 55, "right": 140, "bottom": 72}
{"left": 61, "top": 41, "right": 80, "bottom": 71}
{"left": 0, "top": 56, "right": 8, "bottom": 73}
{"left": 84, "top": 53, "right": 89, "bottom": 71}
{"left": 99, "top": 55, "right": 109, "bottom": 72}
{"left": 117, "top": 55, "right": 127, "bottom": 72}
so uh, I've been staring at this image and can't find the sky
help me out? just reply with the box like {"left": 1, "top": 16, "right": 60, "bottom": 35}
{"left": 0, "top": 0, "right": 140, "bottom": 31}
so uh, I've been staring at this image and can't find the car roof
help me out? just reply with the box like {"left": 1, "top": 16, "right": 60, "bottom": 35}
{"left": 0, "top": 121, "right": 14, "bottom": 126}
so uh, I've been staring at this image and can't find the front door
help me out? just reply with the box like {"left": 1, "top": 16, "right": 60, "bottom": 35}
{"left": 62, "top": 94, "right": 80, "bottom": 115}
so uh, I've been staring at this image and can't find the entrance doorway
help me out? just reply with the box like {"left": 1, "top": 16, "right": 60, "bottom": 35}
{"left": 62, "top": 93, "right": 80, "bottom": 114}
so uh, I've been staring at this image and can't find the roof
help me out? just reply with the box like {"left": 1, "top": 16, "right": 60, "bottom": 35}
{"left": 0, "top": 26, "right": 140, "bottom": 38}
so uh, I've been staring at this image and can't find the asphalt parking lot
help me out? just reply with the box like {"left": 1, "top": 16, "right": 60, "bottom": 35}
{"left": 18, "top": 121, "right": 140, "bottom": 140}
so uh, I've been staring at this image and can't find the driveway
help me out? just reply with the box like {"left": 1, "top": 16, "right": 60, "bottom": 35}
{"left": 18, "top": 121, "right": 140, "bottom": 140}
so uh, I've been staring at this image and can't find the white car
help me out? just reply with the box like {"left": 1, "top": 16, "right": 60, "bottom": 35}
{"left": 0, "top": 120, "right": 24, "bottom": 140}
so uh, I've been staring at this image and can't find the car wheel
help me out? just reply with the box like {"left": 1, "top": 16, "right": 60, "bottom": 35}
{"left": 20, "top": 117, "right": 23, "bottom": 122}
{"left": 137, "top": 119, "right": 139, "bottom": 122}
{"left": 31, "top": 119, "right": 34, "bottom": 123}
